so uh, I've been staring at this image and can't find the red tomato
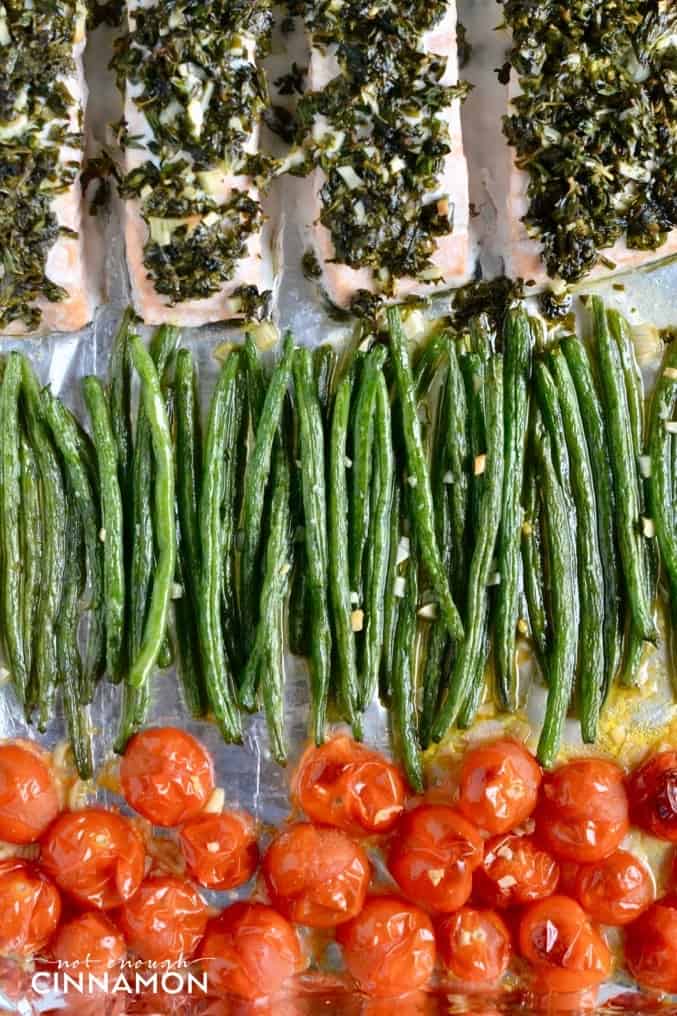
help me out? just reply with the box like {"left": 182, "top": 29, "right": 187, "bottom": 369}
{"left": 437, "top": 906, "right": 511, "bottom": 983}
{"left": 518, "top": 895, "right": 611, "bottom": 992}
{"left": 0, "top": 859, "right": 60, "bottom": 958}
{"left": 475, "top": 833, "right": 559, "bottom": 909}
{"left": 388, "top": 805, "right": 483, "bottom": 913}
{"left": 118, "top": 874, "right": 208, "bottom": 963}
{"left": 51, "top": 912, "right": 126, "bottom": 975}
{"left": 179, "top": 810, "right": 258, "bottom": 890}
{"left": 573, "top": 850, "right": 654, "bottom": 926}
{"left": 535, "top": 759, "right": 629, "bottom": 863}
{"left": 627, "top": 750, "right": 677, "bottom": 842}
{"left": 625, "top": 896, "right": 677, "bottom": 994}
{"left": 263, "top": 823, "right": 370, "bottom": 928}
{"left": 40, "top": 808, "right": 145, "bottom": 909}
{"left": 336, "top": 896, "right": 436, "bottom": 998}
{"left": 292, "top": 736, "right": 406, "bottom": 835}
{"left": 0, "top": 742, "right": 60, "bottom": 843}
{"left": 457, "top": 738, "right": 542, "bottom": 834}
{"left": 199, "top": 902, "right": 303, "bottom": 1000}
{"left": 120, "top": 726, "right": 215, "bottom": 827}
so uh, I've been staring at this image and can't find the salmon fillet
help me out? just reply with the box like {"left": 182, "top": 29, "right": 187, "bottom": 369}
{"left": 121, "top": 0, "right": 273, "bottom": 327}
{"left": 301, "top": 2, "right": 470, "bottom": 310}
{"left": 0, "top": 2, "right": 95, "bottom": 336}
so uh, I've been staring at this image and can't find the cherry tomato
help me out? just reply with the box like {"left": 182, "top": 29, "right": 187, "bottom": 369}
{"left": 518, "top": 895, "right": 611, "bottom": 992}
{"left": 0, "top": 859, "right": 60, "bottom": 958}
{"left": 336, "top": 896, "right": 436, "bottom": 998}
{"left": 199, "top": 902, "right": 303, "bottom": 1000}
{"left": 388, "top": 805, "right": 483, "bottom": 913}
{"left": 535, "top": 759, "right": 629, "bottom": 863}
{"left": 457, "top": 738, "right": 541, "bottom": 834}
{"left": 627, "top": 750, "right": 677, "bottom": 842}
{"left": 292, "top": 736, "right": 406, "bottom": 835}
{"left": 0, "top": 742, "right": 60, "bottom": 843}
{"left": 437, "top": 907, "right": 511, "bottom": 984}
{"left": 263, "top": 822, "right": 370, "bottom": 928}
{"left": 179, "top": 809, "right": 258, "bottom": 890}
{"left": 475, "top": 833, "right": 559, "bottom": 909}
{"left": 118, "top": 874, "right": 208, "bottom": 963}
{"left": 573, "top": 849, "right": 653, "bottom": 926}
{"left": 625, "top": 896, "right": 677, "bottom": 994}
{"left": 40, "top": 808, "right": 145, "bottom": 909}
{"left": 120, "top": 726, "right": 215, "bottom": 827}
{"left": 51, "top": 912, "right": 126, "bottom": 975}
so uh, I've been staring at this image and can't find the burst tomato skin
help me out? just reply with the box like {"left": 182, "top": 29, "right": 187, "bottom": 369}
{"left": 337, "top": 896, "right": 436, "bottom": 998}
{"left": 518, "top": 895, "right": 611, "bottom": 993}
{"left": 179, "top": 810, "right": 258, "bottom": 890}
{"left": 51, "top": 912, "right": 126, "bottom": 975}
{"left": 0, "top": 742, "right": 60, "bottom": 844}
{"left": 118, "top": 875, "right": 208, "bottom": 964}
{"left": 0, "top": 860, "right": 61, "bottom": 958}
{"left": 535, "top": 759, "right": 629, "bottom": 863}
{"left": 40, "top": 808, "right": 145, "bottom": 910}
{"left": 199, "top": 902, "right": 303, "bottom": 1000}
{"left": 120, "top": 726, "right": 215, "bottom": 827}
{"left": 437, "top": 907, "right": 511, "bottom": 984}
{"left": 475, "top": 833, "right": 559, "bottom": 909}
{"left": 388, "top": 805, "right": 483, "bottom": 913}
{"left": 625, "top": 896, "right": 677, "bottom": 994}
{"left": 263, "top": 823, "right": 370, "bottom": 928}
{"left": 573, "top": 850, "right": 654, "bottom": 926}
{"left": 627, "top": 751, "right": 677, "bottom": 842}
{"left": 292, "top": 736, "right": 406, "bottom": 835}
{"left": 457, "top": 739, "right": 542, "bottom": 834}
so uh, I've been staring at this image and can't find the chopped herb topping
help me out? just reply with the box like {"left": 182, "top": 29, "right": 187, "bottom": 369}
{"left": 501, "top": 0, "right": 677, "bottom": 282}
{"left": 0, "top": 0, "right": 85, "bottom": 330}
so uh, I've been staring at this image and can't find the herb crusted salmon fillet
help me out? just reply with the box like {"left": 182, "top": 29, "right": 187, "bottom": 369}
{"left": 0, "top": 0, "right": 95, "bottom": 336}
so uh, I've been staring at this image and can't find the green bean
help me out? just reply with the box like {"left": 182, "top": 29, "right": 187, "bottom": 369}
{"left": 592, "top": 297, "right": 656, "bottom": 642}
{"left": 293, "top": 347, "right": 332, "bottom": 744}
{"left": 387, "top": 307, "right": 464, "bottom": 642}
{"left": 109, "top": 309, "right": 135, "bottom": 497}
{"left": 413, "top": 329, "right": 448, "bottom": 400}
{"left": 494, "top": 307, "right": 533, "bottom": 710}
{"left": 550, "top": 347, "right": 605, "bottom": 742}
{"left": 457, "top": 603, "right": 490, "bottom": 729}
{"left": 534, "top": 414, "right": 579, "bottom": 768}
{"left": 521, "top": 460, "right": 549, "bottom": 669}
{"left": 534, "top": 359, "right": 574, "bottom": 501}
{"left": 21, "top": 361, "right": 67, "bottom": 730}
{"left": 83, "top": 377, "right": 125, "bottom": 682}
{"left": 0, "top": 353, "right": 28, "bottom": 704}
{"left": 19, "top": 436, "right": 41, "bottom": 682}
{"left": 649, "top": 340, "right": 677, "bottom": 632}
{"left": 432, "top": 353, "right": 504, "bottom": 740}
{"left": 391, "top": 528, "right": 423, "bottom": 793}
{"left": 314, "top": 344, "right": 338, "bottom": 426}
{"left": 328, "top": 366, "right": 362, "bottom": 732}
{"left": 460, "top": 351, "right": 485, "bottom": 533}
{"left": 243, "top": 334, "right": 266, "bottom": 431}
{"left": 609, "top": 311, "right": 645, "bottom": 471}
{"left": 445, "top": 340, "right": 470, "bottom": 599}
{"left": 41, "top": 384, "right": 104, "bottom": 703}
{"left": 241, "top": 334, "right": 295, "bottom": 649}
{"left": 222, "top": 368, "right": 248, "bottom": 675}
{"left": 380, "top": 482, "right": 401, "bottom": 705}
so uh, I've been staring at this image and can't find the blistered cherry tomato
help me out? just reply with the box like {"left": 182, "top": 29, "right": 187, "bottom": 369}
{"left": 518, "top": 896, "right": 611, "bottom": 992}
{"left": 625, "top": 896, "right": 677, "bottom": 994}
{"left": 293, "top": 736, "right": 406, "bottom": 835}
{"left": 437, "top": 907, "right": 511, "bottom": 984}
{"left": 40, "top": 808, "right": 145, "bottom": 909}
{"left": 263, "top": 822, "right": 370, "bottom": 928}
{"left": 0, "top": 860, "right": 60, "bottom": 958}
{"left": 120, "top": 726, "right": 214, "bottom": 827}
{"left": 0, "top": 742, "right": 60, "bottom": 843}
{"left": 199, "top": 902, "right": 303, "bottom": 1000}
{"left": 179, "top": 810, "right": 258, "bottom": 890}
{"left": 119, "top": 874, "right": 207, "bottom": 963}
{"left": 51, "top": 912, "right": 126, "bottom": 975}
{"left": 388, "top": 805, "right": 483, "bottom": 913}
{"left": 457, "top": 738, "right": 541, "bottom": 834}
{"left": 337, "top": 896, "right": 436, "bottom": 998}
{"left": 574, "top": 849, "right": 653, "bottom": 926}
{"left": 475, "top": 833, "right": 559, "bottom": 909}
{"left": 535, "top": 759, "right": 629, "bottom": 863}
{"left": 627, "top": 750, "right": 677, "bottom": 842}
